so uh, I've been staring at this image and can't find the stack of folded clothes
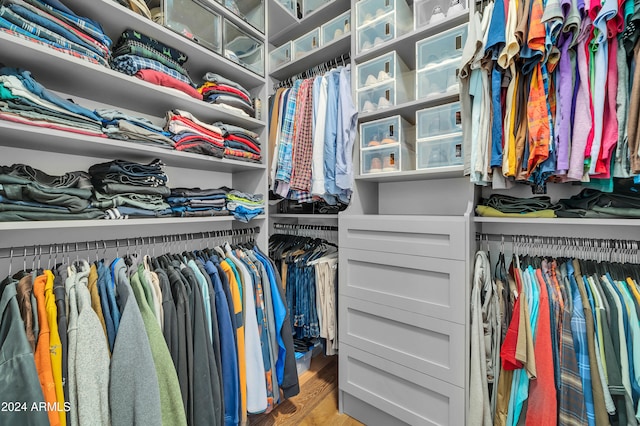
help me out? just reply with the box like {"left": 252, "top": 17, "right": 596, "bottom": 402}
{"left": 556, "top": 180, "right": 640, "bottom": 218}
{"left": 165, "top": 109, "right": 225, "bottom": 157}
{"left": 0, "top": 164, "right": 104, "bottom": 221}
{"left": 215, "top": 121, "right": 261, "bottom": 163}
{"left": 0, "top": 0, "right": 111, "bottom": 66}
{"left": 167, "top": 187, "right": 230, "bottom": 217}
{"left": 226, "top": 190, "right": 264, "bottom": 222}
{"left": 475, "top": 194, "right": 560, "bottom": 218}
{"left": 88, "top": 158, "right": 172, "bottom": 218}
{"left": 96, "top": 108, "right": 174, "bottom": 149}
{"left": 111, "top": 29, "right": 202, "bottom": 100}
{"left": 0, "top": 66, "right": 104, "bottom": 136}
{"left": 198, "top": 72, "right": 255, "bottom": 117}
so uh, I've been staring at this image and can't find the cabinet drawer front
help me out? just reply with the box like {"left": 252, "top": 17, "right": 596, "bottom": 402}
{"left": 339, "top": 297, "right": 465, "bottom": 386}
{"left": 339, "top": 215, "right": 466, "bottom": 259}
{"left": 340, "top": 248, "right": 466, "bottom": 323}
{"left": 340, "top": 344, "right": 465, "bottom": 426}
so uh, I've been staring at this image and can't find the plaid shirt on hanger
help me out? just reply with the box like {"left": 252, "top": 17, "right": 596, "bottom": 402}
{"left": 290, "top": 79, "right": 314, "bottom": 192}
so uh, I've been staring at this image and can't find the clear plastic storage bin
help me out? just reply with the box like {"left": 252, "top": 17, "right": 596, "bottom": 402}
{"left": 356, "top": 51, "right": 412, "bottom": 112}
{"left": 360, "top": 116, "right": 409, "bottom": 149}
{"left": 415, "top": 24, "right": 467, "bottom": 99}
{"left": 360, "top": 116, "right": 414, "bottom": 175}
{"left": 303, "top": 0, "right": 330, "bottom": 16}
{"left": 274, "top": 0, "right": 296, "bottom": 17}
{"left": 355, "top": 0, "right": 412, "bottom": 54}
{"left": 357, "top": 82, "right": 397, "bottom": 113}
{"left": 211, "top": 0, "right": 265, "bottom": 33}
{"left": 162, "top": 0, "right": 222, "bottom": 54}
{"left": 223, "top": 19, "right": 264, "bottom": 76}
{"left": 416, "top": 63, "right": 460, "bottom": 99}
{"left": 416, "top": 24, "right": 467, "bottom": 70}
{"left": 293, "top": 28, "right": 321, "bottom": 60}
{"left": 269, "top": 41, "right": 292, "bottom": 71}
{"left": 416, "top": 102, "right": 461, "bottom": 139}
{"left": 355, "top": 0, "right": 399, "bottom": 28}
{"left": 321, "top": 10, "right": 351, "bottom": 45}
{"left": 414, "top": 0, "right": 468, "bottom": 29}
{"left": 295, "top": 351, "right": 312, "bottom": 376}
{"left": 356, "top": 51, "right": 408, "bottom": 90}
{"left": 416, "top": 133, "right": 463, "bottom": 169}
{"left": 361, "top": 144, "right": 415, "bottom": 174}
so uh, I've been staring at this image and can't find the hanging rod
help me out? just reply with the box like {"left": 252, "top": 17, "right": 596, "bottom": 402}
{"left": 476, "top": 232, "right": 640, "bottom": 248}
{"left": 0, "top": 226, "right": 261, "bottom": 260}
{"left": 273, "top": 52, "right": 351, "bottom": 90}
{"left": 475, "top": 232, "right": 640, "bottom": 262}
{"left": 273, "top": 223, "right": 338, "bottom": 231}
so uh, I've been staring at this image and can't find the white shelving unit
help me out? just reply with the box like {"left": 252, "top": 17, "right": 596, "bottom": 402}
{"left": 270, "top": 34, "right": 351, "bottom": 80}
{"left": 341, "top": 0, "right": 640, "bottom": 422}
{"left": 267, "top": 2, "right": 351, "bottom": 227}
{"left": 268, "top": 0, "right": 351, "bottom": 45}
{"left": 339, "top": 1, "right": 474, "bottom": 424}
{"left": 0, "top": 0, "right": 270, "bottom": 267}
{"left": 0, "top": 32, "right": 264, "bottom": 129}
{"left": 65, "top": 0, "right": 266, "bottom": 87}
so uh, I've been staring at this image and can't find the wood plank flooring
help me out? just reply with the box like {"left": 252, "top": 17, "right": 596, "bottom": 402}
{"left": 249, "top": 355, "right": 363, "bottom": 426}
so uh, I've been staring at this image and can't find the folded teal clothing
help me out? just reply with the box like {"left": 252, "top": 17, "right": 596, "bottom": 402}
{"left": 95, "top": 183, "right": 171, "bottom": 196}
{"left": 92, "top": 191, "right": 170, "bottom": 211}
{"left": 0, "top": 202, "right": 103, "bottom": 219}
{"left": 0, "top": 194, "right": 67, "bottom": 210}
{"left": 1, "top": 184, "right": 92, "bottom": 212}
{"left": 0, "top": 166, "right": 93, "bottom": 198}
{"left": 592, "top": 206, "right": 640, "bottom": 217}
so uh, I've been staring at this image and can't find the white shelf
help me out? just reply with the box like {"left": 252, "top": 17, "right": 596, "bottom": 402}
{"left": 474, "top": 217, "right": 640, "bottom": 225}
{"left": 0, "top": 215, "right": 266, "bottom": 231}
{"left": 270, "top": 34, "right": 351, "bottom": 80}
{"left": 270, "top": 213, "right": 339, "bottom": 218}
{"left": 0, "top": 32, "right": 264, "bottom": 130}
{"left": 0, "top": 215, "right": 266, "bottom": 247}
{"left": 354, "top": 13, "right": 469, "bottom": 69}
{"left": 358, "top": 94, "right": 460, "bottom": 124}
{"left": 0, "top": 120, "right": 265, "bottom": 173}
{"left": 63, "top": 0, "right": 266, "bottom": 89}
{"left": 269, "top": 0, "right": 351, "bottom": 45}
{"left": 356, "top": 166, "right": 465, "bottom": 182}
{"left": 475, "top": 216, "right": 640, "bottom": 240}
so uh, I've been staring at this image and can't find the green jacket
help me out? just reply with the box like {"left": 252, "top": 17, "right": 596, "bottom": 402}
{"left": 130, "top": 266, "right": 187, "bottom": 426}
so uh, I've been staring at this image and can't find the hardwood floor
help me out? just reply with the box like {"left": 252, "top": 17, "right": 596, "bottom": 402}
{"left": 249, "top": 355, "right": 363, "bottom": 426}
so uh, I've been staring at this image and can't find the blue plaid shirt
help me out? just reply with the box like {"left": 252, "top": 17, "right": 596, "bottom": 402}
{"left": 275, "top": 79, "right": 302, "bottom": 183}
{"left": 111, "top": 54, "right": 194, "bottom": 87}
{"left": 31, "top": 0, "right": 112, "bottom": 48}
{"left": 568, "top": 261, "right": 596, "bottom": 426}
{"left": 0, "top": 10, "right": 109, "bottom": 67}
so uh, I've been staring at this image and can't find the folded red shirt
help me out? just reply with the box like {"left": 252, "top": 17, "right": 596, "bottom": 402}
{"left": 135, "top": 69, "right": 202, "bottom": 101}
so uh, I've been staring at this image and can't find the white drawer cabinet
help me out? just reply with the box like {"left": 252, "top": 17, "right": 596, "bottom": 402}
{"left": 338, "top": 215, "right": 470, "bottom": 425}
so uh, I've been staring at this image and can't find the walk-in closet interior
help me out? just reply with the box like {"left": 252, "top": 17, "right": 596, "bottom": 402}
{"left": 2, "top": 0, "right": 640, "bottom": 423}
